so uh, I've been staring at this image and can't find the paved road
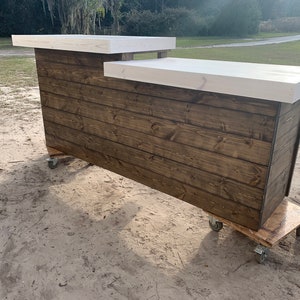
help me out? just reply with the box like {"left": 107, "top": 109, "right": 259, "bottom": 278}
{"left": 189, "top": 34, "right": 300, "bottom": 48}
{"left": 0, "top": 48, "right": 34, "bottom": 57}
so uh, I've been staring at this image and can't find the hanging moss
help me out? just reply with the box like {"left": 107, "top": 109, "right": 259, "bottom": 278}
{"left": 41, "top": 0, "right": 106, "bottom": 34}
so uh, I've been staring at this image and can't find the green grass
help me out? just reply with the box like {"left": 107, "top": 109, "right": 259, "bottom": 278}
{"left": 176, "top": 32, "right": 300, "bottom": 48}
{"left": 0, "top": 37, "right": 12, "bottom": 46}
{"left": 176, "top": 37, "right": 250, "bottom": 48}
{"left": 0, "top": 57, "right": 37, "bottom": 88}
{"left": 0, "top": 38, "right": 37, "bottom": 88}
{"left": 170, "top": 40, "right": 300, "bottom": 65}
{"left": 0, "top": 37, "right": 13, "bottom": 49}
{"left": 137, "top": 32, "right": 300, "bottom": 65}
{"left": 252, "top": 31, "right": 300, "bottom": 38}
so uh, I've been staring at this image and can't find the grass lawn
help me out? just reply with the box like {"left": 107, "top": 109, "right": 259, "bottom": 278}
{"left": 170, "top": 40, "right": 300, "bottom": 66}
{"left": 176, "top": 32, "right": 300, "bottom": 47}
{"left": 135, "top": 34, "right": 300, "bottom": 66}
{"left": 0, "top": 57, "right": 37, "bottom": 88}
{"left": 0, "top": 38, "right": 37, "bottom": 88}
{"left": 0, "top": 37, "right": 12, "bottom": 48}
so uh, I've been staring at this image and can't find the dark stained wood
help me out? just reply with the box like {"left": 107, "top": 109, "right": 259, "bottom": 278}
{"left": 187, "top": 103, "right": 275, "bottom": 142}
{"left": 34, "top": 48, "right": 300, "bottom": 231}
{"left": 279, "top": 97, "right": 300, "bottom": 116}
{"left": 35, "top": 48, "right": 124, "bottom": 67}
{"left": 40, "top": 91, "right": 272, "bottom": 166}
{"left": 43, "top": 118, "right": 267, "bottom": 190}
{"left": 272, "top": 125, "right": 298, "bottom": 163}
{"left": 276, "top": 104, "right": 300, "bottom": 139}
{"left": 260, "top": 101, "right": 300, "bottom": 225}
{"left": 209, "top": 198, "right": 300, "bottom": 247}
{"left": 42, "top": 111, "right": 264, "bottom": 209}
{"left": 45, "top": 133, "right": 261, "bottom": 229}
{"left": 277, "top": 102, "right": 300, "bottom": 196}
{"left": 35, "top": 49, "right": 278, "bottom": 117}
{"left": 37, "top": 77, "right": 275, "bottom": 142}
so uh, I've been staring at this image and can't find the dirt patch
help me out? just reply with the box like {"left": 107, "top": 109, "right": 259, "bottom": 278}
{"left": 0, "top": 83, "right": 300, "bottom": 300}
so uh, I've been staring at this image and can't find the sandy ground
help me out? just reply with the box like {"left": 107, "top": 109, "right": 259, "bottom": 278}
{"left": 0, "top": 81, "right": 300, "bottom": 300}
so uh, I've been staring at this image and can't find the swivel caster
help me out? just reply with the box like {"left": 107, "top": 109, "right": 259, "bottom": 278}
{"left": 208, "top": 216, "right": 224, "bottom": 232}
{"left": 254, "top": 244, "right": 269, "bottom": 264}
{"left": 47, "top": 157, "right": 59, "bottom": 169}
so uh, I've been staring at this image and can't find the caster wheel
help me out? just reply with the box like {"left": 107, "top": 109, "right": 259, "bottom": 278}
{"left": 254, "top": 245, "right": 269, "bottom": 264}
{"left": 296, "top": 226, "right": 300, "bottom": 237}
{"left": 47, "top": 157, "right": 59, "bottom": 169}
{"left": 208, "top": 217, "right": 223, "bottom": 232}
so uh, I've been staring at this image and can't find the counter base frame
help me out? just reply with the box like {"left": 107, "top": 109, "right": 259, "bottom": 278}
{"left": 34, "top": 48, "right": 300, "bottom": 231}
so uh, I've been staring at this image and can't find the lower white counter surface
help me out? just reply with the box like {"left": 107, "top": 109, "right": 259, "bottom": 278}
{"left": 104, "top": 58, "right": 300, "bottom": 103}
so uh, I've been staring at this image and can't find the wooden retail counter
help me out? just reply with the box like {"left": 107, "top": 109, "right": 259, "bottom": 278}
{"left": 12, "top": 35, "right": 300, "bottom": 231}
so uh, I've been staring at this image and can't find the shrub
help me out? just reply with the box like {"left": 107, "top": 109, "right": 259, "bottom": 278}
{"left": 122, "top": 8, "right": 209, "bottom": 36}
{"left": 260, "top": 17, "right": 300, "bottom": 32}
{"left": 210, "top": 0, "right": 261, "bottom": 36}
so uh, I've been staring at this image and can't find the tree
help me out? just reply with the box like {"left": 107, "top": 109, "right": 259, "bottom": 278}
{"left": 104, "top": 0, "right": 123, "bottom": 34}
{"left": 122, "top": 7, "right": 207, "bottom": 37}
{"left": 41, "top": 0, "right": 106, "bottom": 34}
{"left": 286, "top": 0, "right": 300, "bottom": 17}
{"left": 258, "top": 0, "right": 278, "bottom": 20}
{"left": 211, "top": 0, "right": 261, "bottom": 36}
{"left": 0, "top": 0, "right": 54, "bottom": 36}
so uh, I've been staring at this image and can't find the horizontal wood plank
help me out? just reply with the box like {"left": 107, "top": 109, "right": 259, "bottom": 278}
{"left": 35, "top": 49, "right": 122, "bottom": 68}
{"left": 261, "top": 101, "right": 300, "bottom": 225}
{"left": 43, "top": 119, "right": 267, "bottom": 190}
{"left": 45, "top": 133, "right": 261, "bottom": 230}
{"left": 36, "top": 49, "right": 300, "bottom": 230}
{"left": 35, "top": 55, "right": 278, "bottom": 117}
{"left": 37, "top": 76, "right": 275, "bottom": 142}
{"left": 187, "top": 103, "right": 275, "bottom": 142}
{"left": 40, "top": 91, "right": 272, "bottom": 165}
{"left": 42, "top": 110, "right": 264, "bottom": 209}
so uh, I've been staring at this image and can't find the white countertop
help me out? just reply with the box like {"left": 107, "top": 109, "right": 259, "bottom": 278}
{"left": 12, "top": 35, "right": 176, "bottom": 54}
{"left": 104, "top": 58, "right": 300, "bottom": 103}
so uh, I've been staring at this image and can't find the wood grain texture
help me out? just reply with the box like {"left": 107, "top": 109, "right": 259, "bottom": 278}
{"left": 33, "top": 49, "right": 300, "bottom": 230}
{"left": 42, "top": 118, "right": 267, "bottom": 190}
{"left": 37, "top": 77, "right": 275, "bottom": 142}
{"left": 35, "top": 49, "right": 122, "bottom": 68}
{"left": 44, "top": 133, "right": 261, "bottom": 229}
{"left": 42, "top": 111, "right": 264, "bottom": 210}
{"left": 261, "top": 101, "right": 300, "bottom": 225}
{"left": 14, "top": 35, "right": 176, "bottom": 54}
{"left": 40, "top": 91, "right": 272, "bottom": 166}
{"left": 209, "top": 198, "right": 300, "bottom": 247}
{"left": 104, "top": 58, "right": 300, "bottom": 103}
{"left": 35, "top": 49, "right": 278, "bottom": 116}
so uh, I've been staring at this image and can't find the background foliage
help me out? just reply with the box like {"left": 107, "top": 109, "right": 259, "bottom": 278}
{"left": 1, "top": 0, "right": 300, "bottom": 37}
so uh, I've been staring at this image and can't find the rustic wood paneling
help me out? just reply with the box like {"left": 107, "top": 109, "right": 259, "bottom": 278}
{"left": 44, "top": 133, "right": 261, "bottom": 229}
{"left": 35, "top": 48, "right": 126, "bottom": 67}
{"left": 261, "top": 101, "right": 300, "bottom": 225}
{"left": 34, "top": 48, "right": 300, "bottom": 230}
{"left": 35, "top": 49, "right": 278, "bottom": 116}
{"left": 42, "top": 113, "right": 267, "bottom": 189}
{"left": 42, "top": 109, "right": 264, "bottom": 209}
{"left": 37, "top": 77, "right": 275, "bottom": 142}
{"left": 40, "top": 91, "right": 272, "bottom": 166}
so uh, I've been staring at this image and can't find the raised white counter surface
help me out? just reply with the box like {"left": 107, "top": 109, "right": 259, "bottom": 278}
{"left": 12, "top": 35, "right": 176, "bottom": 54}
{"left": 104, "top": 58, "right": 300, "bottom": 103}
